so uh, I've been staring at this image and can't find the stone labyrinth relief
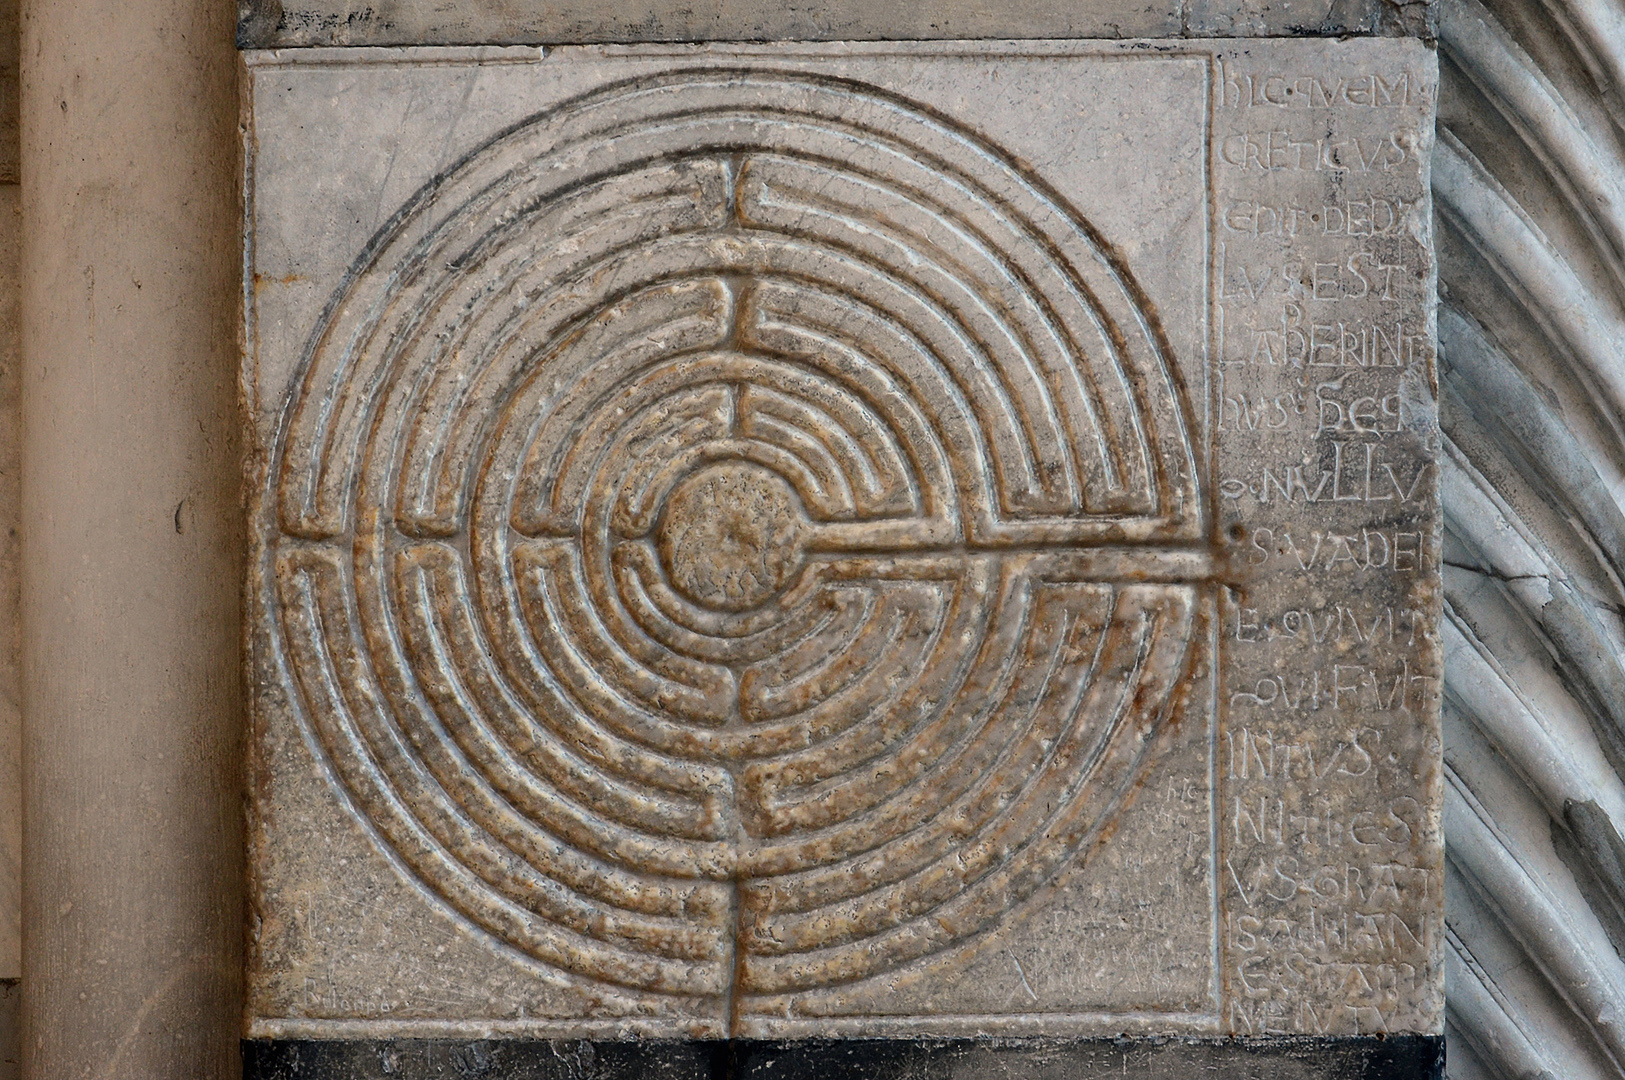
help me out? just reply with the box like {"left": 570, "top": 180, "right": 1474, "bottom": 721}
{"left": 247, "top": 43, "right": 1440, "bottom": 1038}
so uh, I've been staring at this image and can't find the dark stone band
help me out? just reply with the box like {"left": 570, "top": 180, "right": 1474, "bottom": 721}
{"left": 244, "top": 1035, "right": 1444, "bottom": 1079}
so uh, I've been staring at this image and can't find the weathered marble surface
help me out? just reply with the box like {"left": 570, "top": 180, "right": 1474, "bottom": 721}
{"left": 243, "top": 39, "right": 1440, "bottom": 1040}
{"left": 238, "top": 0, "right": 1435, "bottom": 49}
{"left": 1431, "top": 0, "right": 1625, "bottom": 1074}
{"left": 1209, "top": 46, "right": 1442, "bottom": 1036}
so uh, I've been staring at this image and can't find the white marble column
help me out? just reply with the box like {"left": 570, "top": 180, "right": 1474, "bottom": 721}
{"left": 18, "top": 0, "right": 242, "bottom": 1075}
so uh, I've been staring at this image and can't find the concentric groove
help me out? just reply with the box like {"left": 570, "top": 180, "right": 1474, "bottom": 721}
{"left": 264, "top": 70, "right": 1209, "bottom": 1017}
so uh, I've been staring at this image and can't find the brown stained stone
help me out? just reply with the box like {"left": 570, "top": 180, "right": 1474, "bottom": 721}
{"left": 658, "top": 464, "right": 808, "bottom": 613}
{"left": 0, "top": 186, "right": 17, "bottom": 984}
{"left": 243, "top": 39, "right": 1441, "bottom": 1041}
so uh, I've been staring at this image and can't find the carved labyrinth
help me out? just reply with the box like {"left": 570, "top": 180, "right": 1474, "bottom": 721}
{"left": 267, "top": 71, "right": 1211, "bottom": 1009}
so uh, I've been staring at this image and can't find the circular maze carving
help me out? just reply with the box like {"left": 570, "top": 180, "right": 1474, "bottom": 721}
{"left": 266, "top": 70, "right": 1210, "bottom": 1013}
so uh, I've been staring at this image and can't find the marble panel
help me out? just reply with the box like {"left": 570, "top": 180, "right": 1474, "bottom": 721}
{"left": 237, "top": 0, "right": 1436, "bottom": 48}
{"left": 242, "top": 38, "right": 1440, "bottom": 1040}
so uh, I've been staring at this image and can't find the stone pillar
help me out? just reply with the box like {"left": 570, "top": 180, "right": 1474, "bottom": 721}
{"left": 18, "top": 0, "right": 242, "bottom": 1076}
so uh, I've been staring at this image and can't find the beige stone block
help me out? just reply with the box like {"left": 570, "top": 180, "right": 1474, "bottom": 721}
{"left": 20, "top": 0, "right": 243, "bottom": 1073}
{"left": 0, "top": 184, "right": 15, "bottom": 985}
{"left": 243, "top": 38, "right": 1441, "bottom": 1040}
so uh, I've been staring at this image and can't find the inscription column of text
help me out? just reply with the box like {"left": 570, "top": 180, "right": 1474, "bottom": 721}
{"left": 1211, "top": 46, "right": 1444, "bottom": 1036}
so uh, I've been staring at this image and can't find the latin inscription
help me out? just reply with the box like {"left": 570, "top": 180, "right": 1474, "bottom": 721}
{"left": 1213, "top": 47, "right": 1442, "bottom": 1036}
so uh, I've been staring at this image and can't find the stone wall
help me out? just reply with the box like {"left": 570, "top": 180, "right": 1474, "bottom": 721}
{"left": 0, "top": 0, "right": 1621, "bottom": 1076}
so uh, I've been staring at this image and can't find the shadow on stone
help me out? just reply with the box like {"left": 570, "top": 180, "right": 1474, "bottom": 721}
{"left": 244, "top": 1036, "right": 1444, "bottom": 1080}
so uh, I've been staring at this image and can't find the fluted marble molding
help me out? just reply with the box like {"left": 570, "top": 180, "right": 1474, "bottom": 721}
{"left": 1434, "top": 0, "right": 1625, "bottom": 1074}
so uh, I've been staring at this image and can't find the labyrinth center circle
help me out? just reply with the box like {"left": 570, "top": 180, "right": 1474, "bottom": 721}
{"left": 656, "top": 462, "right": 807, "bottom": 612}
